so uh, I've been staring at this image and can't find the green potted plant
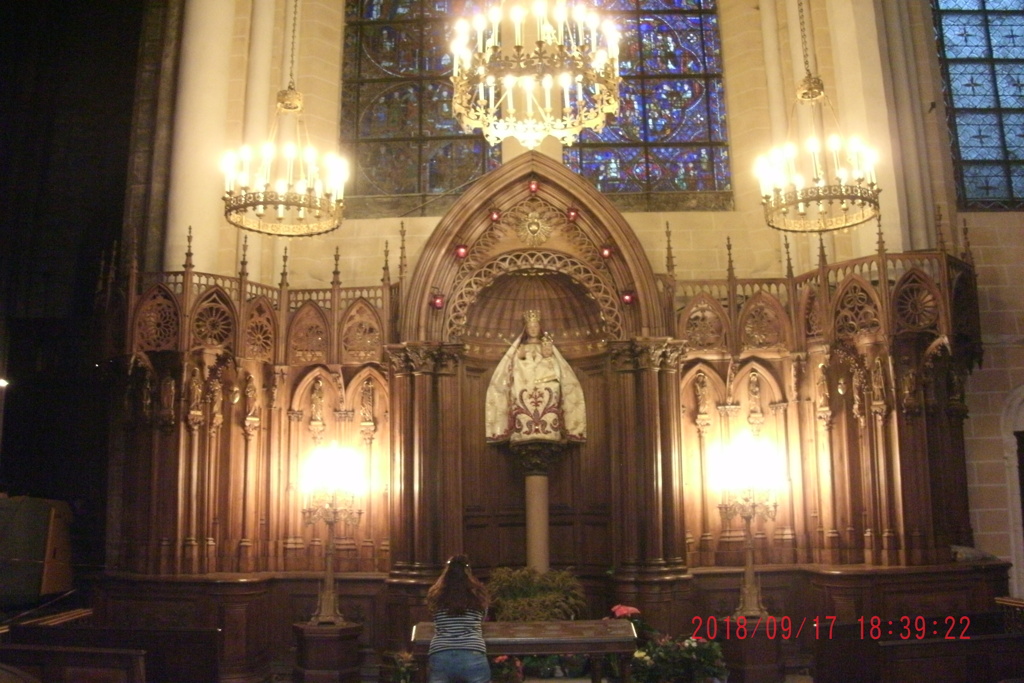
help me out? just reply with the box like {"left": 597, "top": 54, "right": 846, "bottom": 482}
{"left": 487, "top": 567, "right": 587, "bottom": 621}
{"left": 632, "top": 633, "right": 728, "bottom": 683}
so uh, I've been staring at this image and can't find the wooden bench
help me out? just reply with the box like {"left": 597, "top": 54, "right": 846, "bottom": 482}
{"left": 411, "top": 619, "right": 636, "bottom": 683}
{"left": 7, "top": 625, "right": 221, "bottom": 683}
{"left": 0, "top": 643, "right": 146, "bottom": 683}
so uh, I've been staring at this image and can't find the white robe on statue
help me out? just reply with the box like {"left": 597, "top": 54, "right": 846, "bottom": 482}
{"left": 485, "top": 335, "right": 586, "bottom": 445}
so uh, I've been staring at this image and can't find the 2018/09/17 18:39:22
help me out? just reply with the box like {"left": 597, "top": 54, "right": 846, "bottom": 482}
{"left": 688, "top": 615, "right": 972, "bottom": 641}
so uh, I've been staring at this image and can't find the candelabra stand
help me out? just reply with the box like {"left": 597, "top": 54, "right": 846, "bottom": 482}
{"left": 294, "top": 491, "right": 364, "bottom": 683}
{"left": 720, "top": 488, "right": 777, "bottom": 618}
{"left": 302, "top": 492, "right": 362, "bottom": 625}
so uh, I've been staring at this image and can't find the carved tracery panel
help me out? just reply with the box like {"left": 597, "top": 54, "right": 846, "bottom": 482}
{"left": 678, "top": 294, "right": 727, "bottom": 350}
{"left": 892, "top": 270, "right": 940, "bottom": 334}
{"left": 288, "top": 303, "right": 329, "bottom": 364}
{"left": 135, "top": 285, "right": 180, "bottom": 352}
{"left": 739, "top": 293, "right": 787, "bottom": 350}
{"left": 834, "top": 281, "right": 882, "bottom": 342}
{"left": 191, "top": 289, "right": 235, "bottom": 349}
{"left": 245, "top": 299, "right": 275, "bottom": 362}
{"left": 340, "top": 299, "right": 383, "bottom": 365}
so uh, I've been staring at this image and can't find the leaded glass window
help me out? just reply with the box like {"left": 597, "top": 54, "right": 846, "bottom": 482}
{"left": 933, "top": 0, "right": 1024, "bottom": 208}
{"left": 563, "top": 0, "right": 732, "bottom": 210}
{"left": 342, "top": 0, "right": 500, "bottom": 211}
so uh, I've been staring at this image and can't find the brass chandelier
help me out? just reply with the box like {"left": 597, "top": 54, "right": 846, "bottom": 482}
{"left": 754, "top": 0, "right": 880, "bottom": 234}
{"left": 221, "top": 0, "right": 348, "bottom": 237}
{"left": 450, "top": 1, "right": 621, "bottom": 150}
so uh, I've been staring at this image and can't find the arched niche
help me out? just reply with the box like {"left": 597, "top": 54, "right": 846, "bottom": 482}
{"left": 403, "top": 151, "right": 664, "bottom": 343}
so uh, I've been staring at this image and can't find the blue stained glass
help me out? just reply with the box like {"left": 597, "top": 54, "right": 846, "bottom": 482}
{"left": 423, "top": 82, "right": 461, "bottom": 135}
{"left": 645, "top": 79, "right": 707, "bottom": 142}
{"left": 942, "top": 14, "right": 991, "bottom": 59}
{"left": 579, "top": 147, "right": 647, "bottom": 193}
{"left": 422, "top": 21, "right": 454, "bottom": 74}
{"left": 357, "top": 141, "right": 420, "bottom": 195}
{"left": 708, "top": 79, "right": 727, "bottom": 142}
{"left": 935, "top": 1, "right": 1024, "bottom": 205}
{"left": 702, "top": 15, "right": 722, "bottom": 72}
{"left": 583, "top": 80, "right": 645, "bottom": 143}
{"left": 949, "top": 63, "right": 996, "bottom": 108}
{"left": 639, "top": 15, "right": 706, "bottom": 74}
{"left": 962, "top": 163, "right": 1008, "bottom": 198}
{"left": 955, "top": 112, "right": 1003, "bottom": 160}
{"left": 996, "top": 63, "right": 1024, "bottom": 107}
{"left": 361, "top": 24, "right": 422, "bottom": 78}
{"left": 567, "top": 0, "right": 730, "bottom": 196}
{"left": 360, "top": 0, "right": 419, "bottom": 20}
{"left": 991, "top": 15, "right": 1024, "bottom": 56}
{"left": 422, "top": 139, "right": 498, "bottom": 192}
{"left": 1005, "top": 112, "right": 1024, "bottom": 160}
{"left": 359, "top": 83, "right": 421, "bottom": 138}
{"left": 616, "top": 19, "right": 641, "bottom": 77}
{"left": 935, "top": 0, "right": 982, "bottom": 10}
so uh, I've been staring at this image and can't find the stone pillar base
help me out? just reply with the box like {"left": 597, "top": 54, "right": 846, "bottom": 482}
{"left": 292, "top": 622, "right": 362, "bottom": 683}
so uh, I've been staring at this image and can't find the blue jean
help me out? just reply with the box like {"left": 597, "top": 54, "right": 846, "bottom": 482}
{"left": 428, "top": 649, "right": 491, "bottom": 683}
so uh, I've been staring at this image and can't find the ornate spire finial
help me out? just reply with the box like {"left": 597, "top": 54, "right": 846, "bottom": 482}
{"left": 726, "top": 237, "right": 734, "bottom": 279}
{"left": 875, "top": 218, "right": 886, "bottom": 256}
{"left": 665, "top": 221, "right": 676, "bottom": 278}
{"left": 332, "top": 247, "right": 341, "bottom": 287}
{"left": 382, "top": 240, "right": 391, "bottom": 284}
{"left": 239, "top": 236, "right": 249, "bottom": 279}
{"left": 399, "top": 221, "right": 408, "bottom": 282}
{"left": 784, "top": 235, "right": 794, "bottom": 279}
{"left": 184, "top": 226, "right": 194, "bottom": 270}
{"left": 279, "top": 247, "right": 290, "bottom": 289}
{"left": 817, "top": 233, "right": 828, "bottom": 267}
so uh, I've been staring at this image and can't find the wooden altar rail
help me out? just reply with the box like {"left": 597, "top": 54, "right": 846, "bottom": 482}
{"left": 411, "top": 620, "right": 637, "bottom": 683}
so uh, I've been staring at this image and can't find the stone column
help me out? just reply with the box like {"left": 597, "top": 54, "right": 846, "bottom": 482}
{"left": 165, "top": 0, "right": 234, "bottom": 272}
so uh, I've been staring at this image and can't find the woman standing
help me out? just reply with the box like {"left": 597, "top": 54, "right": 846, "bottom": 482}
{"left": 426, "top": 555, "right": 491, "bottom": 683}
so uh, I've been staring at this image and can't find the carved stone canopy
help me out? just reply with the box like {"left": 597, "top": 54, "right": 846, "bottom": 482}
{"left": 461, "top": 270, "right": 607, "bottom": 361}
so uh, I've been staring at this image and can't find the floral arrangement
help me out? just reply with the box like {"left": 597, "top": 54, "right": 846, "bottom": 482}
{"left": 490, "top": 654, "right": 524, "bottom": 683}
{"left": 385, "top": 650, "right": 417, "bottom": 683}
{"left": 610, "top": 605, "right": 728, "bottom": 683}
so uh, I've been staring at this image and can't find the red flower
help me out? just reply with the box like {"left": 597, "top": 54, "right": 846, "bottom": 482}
{"left": 611, "top": 604, "right": 641, "bottom": 618}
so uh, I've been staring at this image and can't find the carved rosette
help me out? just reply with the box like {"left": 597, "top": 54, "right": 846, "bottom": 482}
{"left": 511, "top": 441, "right": 567, "bottom": 476}
{"left": 136, "top": 287, "right": 180, "bottom": 352}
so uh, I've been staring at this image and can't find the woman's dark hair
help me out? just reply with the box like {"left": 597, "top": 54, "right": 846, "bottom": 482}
{"left": 425, "top": 554, "right": 490, "bottom": 615}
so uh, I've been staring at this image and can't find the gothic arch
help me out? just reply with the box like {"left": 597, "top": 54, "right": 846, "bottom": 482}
{"left": 288, "top": 302, "right": 330, "bottom": 365}
{"left": 447, "top": 250, "right": 624, "bottom": 342}
{"left": 339, "top": 298, "right": 384, "bottom": 365}
{"left": 132, "top": 283, "right": 182, "bottom": 352}
{"left": 402, "top": 151, "right": 665, "bottom": 342}
{"left": 892, "top": 268, "right": 944, "bottom": 335}
{"left": 737, "top": 291, "right": 791, "bottom": 352}
{"left": 243, "top": 296, "right": 277, "bottom": 363}
{"left": 190, "top": 287, "right": 237, "bottom": 350}
{"left": 832, "top": 275, "right": 884, "bottom": 343}
{"left": 677, "top": 293, "right": 730, "bottom": 352}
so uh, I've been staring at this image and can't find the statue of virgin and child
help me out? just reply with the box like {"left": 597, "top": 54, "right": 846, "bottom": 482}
{"left": 484, "top": 310, "right": 586, "bottom": 446}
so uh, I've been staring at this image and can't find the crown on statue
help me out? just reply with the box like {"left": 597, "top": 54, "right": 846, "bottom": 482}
{"left": 523, "top": 310, "right": 541, "bottom": 324}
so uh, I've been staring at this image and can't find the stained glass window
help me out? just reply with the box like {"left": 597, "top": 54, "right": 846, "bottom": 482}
{"left": 562, "top": 0, "right": 732, "bottom": 209}
{"left": 933, "top": 0, "right": 1024, "bottom": 208}
{"left": 342, "top": 0, "right": 500, "bottom": 210}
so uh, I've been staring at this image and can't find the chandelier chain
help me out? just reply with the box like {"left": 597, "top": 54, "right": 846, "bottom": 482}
{"left": 288, "top": 0, "right": 299, "bottom": 90}
{"left": 797, "top": 0, "right": 813, "bottom": 82}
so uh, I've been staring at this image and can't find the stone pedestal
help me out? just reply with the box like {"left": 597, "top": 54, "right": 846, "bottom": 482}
{"left": 292, "top": 622, "right": 362, "bottom": 683}
{"left": 720, "top": 631, "right": 784, "bottom": 683}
